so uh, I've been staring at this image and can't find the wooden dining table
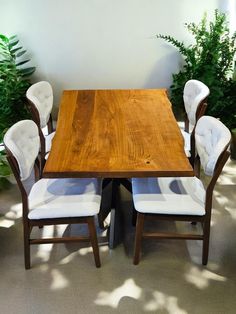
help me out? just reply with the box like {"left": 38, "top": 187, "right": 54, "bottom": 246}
{"left": 43, "top": 89, "right": 194, "bottom": 248}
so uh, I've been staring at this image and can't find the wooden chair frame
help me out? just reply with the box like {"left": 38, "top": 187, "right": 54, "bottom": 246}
{"left": 189, "top": 101, "right": 208, "bottom": 166}
{"left": 5, "top": 147, "right": 101, "bottom": 269}
{"left": 133, "top": 142, "right": 231, "bottom": 266}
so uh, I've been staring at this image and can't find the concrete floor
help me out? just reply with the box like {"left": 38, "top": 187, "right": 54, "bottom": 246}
{"left": 0, "top": 159, "right": 236, "bottom": 314}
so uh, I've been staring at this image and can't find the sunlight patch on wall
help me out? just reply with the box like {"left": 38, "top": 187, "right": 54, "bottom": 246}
{"left": 94, "top": 278, "right": 142, "bottom": 308}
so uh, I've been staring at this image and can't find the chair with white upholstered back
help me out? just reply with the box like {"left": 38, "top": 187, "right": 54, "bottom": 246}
{"left": 26, "top": 81, "right": 55, "bottom": 167}
{"left": 132, "top": 116, "right": 231, "bottom": 265}
{"left": 181, "top": 79, "right": 210, "bottom": 160}
{"left": 4, "top": 120, "right": 102, "bottom": 269}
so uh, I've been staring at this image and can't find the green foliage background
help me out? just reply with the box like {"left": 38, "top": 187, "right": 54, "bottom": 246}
{"left": 157, "top": 10, "right": 236, "bottom": 130}
{"left": 0, "top": 149, "right": 11, "bottom": 189}
{"left": 0, "top": 34, "right": 35, "bottom": 142}
{"left": 0, "top": 34, "right": 35, "bottom": 186}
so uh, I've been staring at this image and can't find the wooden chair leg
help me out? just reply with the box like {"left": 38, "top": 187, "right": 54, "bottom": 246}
{"left": 87, "top": 217, "right": 101, "bottom": 268}
{"left": 132, "top": 205, "right": 137, "bottom": 227}
{"left": 133, "top": 213, "right": 145, "bottom": 265}
{"left": 24, "top": 224, "right": 31, "bottom": 269}
{"left": 202, "top": 221, "right": 210, "bottom": 265}
{"left": 97, "top": 213, "right": 105, "bottom": 229}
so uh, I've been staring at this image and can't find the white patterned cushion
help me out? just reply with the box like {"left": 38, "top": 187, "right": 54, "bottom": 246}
{"left": 132, "top": 177, "right": 205, "bottom": 215}
{"left": 28, "top": 178, "right": 102, "bottom": 219}
{"left": 4, "top": 120, "right": 40, "bottom": 181}
{"left": 183, "top": 80, "right": 210, "bottom": 126}
{"left": 195, "top": 116, "right": 231, "bottom": 176}
{"left": 26, "top": 81, "right": 53, "bottom": 128}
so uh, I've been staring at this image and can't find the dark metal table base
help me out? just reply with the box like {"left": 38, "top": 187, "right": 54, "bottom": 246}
{"left": 108, "top": 179, "right": 122, "bottom": 249}
{"left": 101, "top": 178, "right": 132, "bottom": 249}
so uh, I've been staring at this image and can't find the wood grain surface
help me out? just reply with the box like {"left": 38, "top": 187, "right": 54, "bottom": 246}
{"left": 43, "top": 89, "right": 193, "bottom": 178}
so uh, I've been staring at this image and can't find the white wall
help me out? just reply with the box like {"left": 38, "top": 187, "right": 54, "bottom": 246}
{"left": 1, "top": 0, "right": 226, "bottom": 113}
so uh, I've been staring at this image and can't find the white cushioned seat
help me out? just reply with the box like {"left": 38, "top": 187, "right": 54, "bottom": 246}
{"left": 132, "top": 177, "right": 205, "bottom": 216}
{"left": 28, "top": 178, "right": 102, "bottom": 219}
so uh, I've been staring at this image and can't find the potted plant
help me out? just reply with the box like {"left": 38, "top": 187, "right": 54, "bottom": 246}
{"left": 156, "top": 10, "right": 236, "bottom": 158}
{"left": 0, "top": 34, "right": 36, "bottom": 141}
{"left": 0, "top": 148, "right": 11, "bottom": 189}
{"left": 0, "top": 34, "right": 36, "bottom": 183}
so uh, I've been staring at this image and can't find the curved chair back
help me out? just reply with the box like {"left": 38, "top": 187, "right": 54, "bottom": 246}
{"left": 4, "top": 120, "right": 40, "bottom": 181}
{"left": 184, "top": 80, "right": 210, "bottom": 129}
{"left": 26, "top": 81, "right": 53, "bottom": 129}
{"left": 26, "top": 81, "right": 54, "bottom": 168}
{"left": 195, "top": 116, "right": 231, "bottom": 176}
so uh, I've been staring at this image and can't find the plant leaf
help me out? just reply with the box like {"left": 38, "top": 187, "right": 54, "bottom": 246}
{"left": 10, "top": 46, "right": 23, "bottom": 54}
{"left": 18, "top": 67, "right": 36, "bottom": 76}
{"left": 0, "top": 34, "right": 9, "bottom": 43}
{"left": 16, "top": 50, "right": 26, "bottom": 57}
{"left": 9, "top": 35, "right": 17, "bottom": 41}
{"left": 9, "top": 40, "right": 19, "bottom": 49}
{"left": 16, "top": 59, "right": 30, "bottom": 66}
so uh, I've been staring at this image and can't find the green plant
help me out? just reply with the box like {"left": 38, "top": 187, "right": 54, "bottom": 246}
{"left": 0, "top": 34, "right": 36, "bottom": 142}
{"left": 157, "top": 10, "right": 236, "bottom": 129}
{"left": 0, "top": 148, "right": 11, "bottom": 189}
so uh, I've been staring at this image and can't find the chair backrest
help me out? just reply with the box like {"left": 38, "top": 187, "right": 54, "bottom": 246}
{"left": 4, "top": 120, "right": 40, "bottom": 181}
{"left": 195, "top": 116, "right": 231, "bottom": 176}
{"left": 183, "top": 80, "right": 210, "bottom": 127}
{"left": 26, "top": 81, "right": 53, "bottom": 129}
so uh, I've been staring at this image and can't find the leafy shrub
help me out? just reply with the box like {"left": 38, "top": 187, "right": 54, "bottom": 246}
{"left": 157, "top": 10, "right": 236, "bottom": 129}
{"left": 0, "top": 34, "right": 35, "bottom": 142}
{"left": 0, "top": 148, "right": 11, "bottom": 189}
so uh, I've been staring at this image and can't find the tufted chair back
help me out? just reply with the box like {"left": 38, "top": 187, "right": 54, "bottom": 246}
{"left": 183, "top": 80, "right": 210, "bottom": 127}
{"left": 4, "top": 120, "right": 40, "bottom": 181}
{"left": 195, "top": 116, "right": 231, "bottom": 176}
{"left": 26, "top": 81, "right": 53, "bottom": 128}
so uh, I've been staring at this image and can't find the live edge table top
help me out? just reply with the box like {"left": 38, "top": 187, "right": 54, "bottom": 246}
{"left": 43, "top": 89, "right": 194, "bottom": 178}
